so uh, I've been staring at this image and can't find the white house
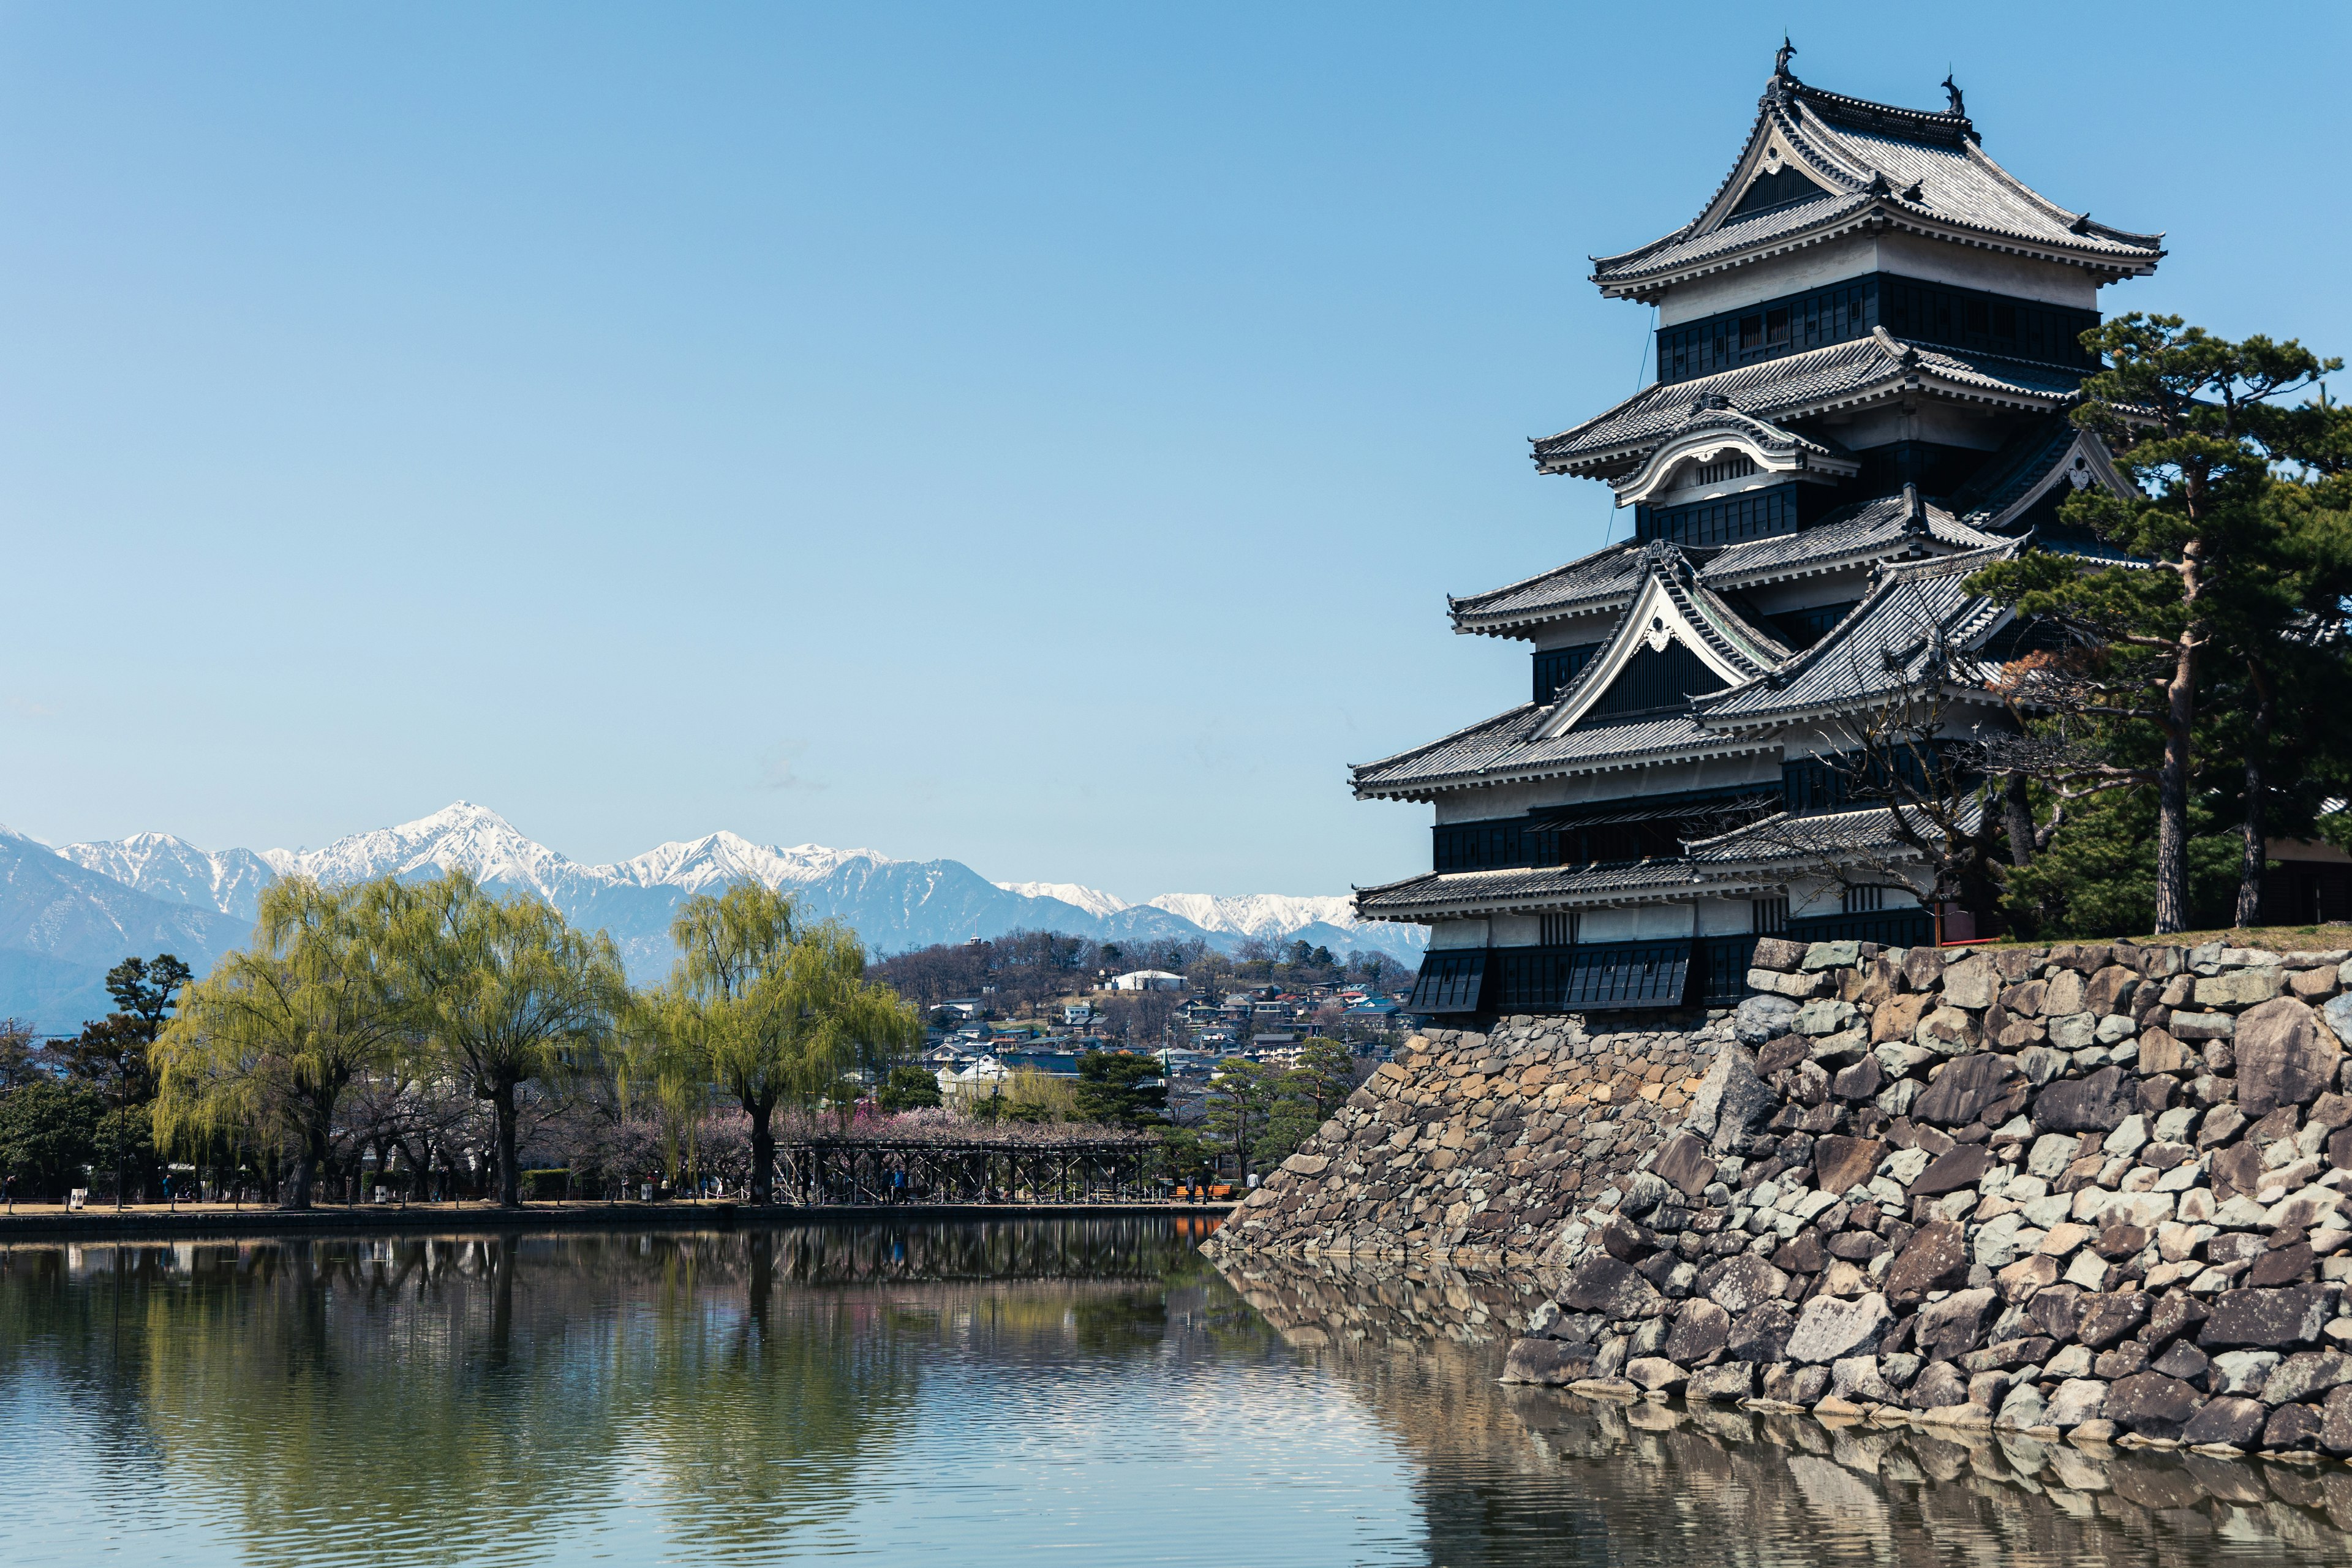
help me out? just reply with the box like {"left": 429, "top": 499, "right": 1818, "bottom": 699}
{"left": 1109, "top": 970, "right": 1186, "bottom": 992}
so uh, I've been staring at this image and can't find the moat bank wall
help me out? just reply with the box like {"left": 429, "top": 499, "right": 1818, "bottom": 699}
{"left": 1216, "top": 935, "right": 2352, "bottom": 1452}
{"left": 1211, "top": 1006, "right": 1736, "bottom": 1265}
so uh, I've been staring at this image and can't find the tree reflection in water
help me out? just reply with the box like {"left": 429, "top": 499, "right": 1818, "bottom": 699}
{"left": 0, "top": 1219, "right": 1268, "bottom": 1566}
{"left": 1217, "top": 1251, "right": 2352, "bottom": 1567}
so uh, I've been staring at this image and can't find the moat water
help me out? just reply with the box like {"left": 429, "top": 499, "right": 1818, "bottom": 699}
{"left": 0, "top": 1216, "right": 2342, "bottom": 1566}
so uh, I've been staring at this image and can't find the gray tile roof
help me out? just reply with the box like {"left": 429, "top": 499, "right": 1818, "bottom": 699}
{"left": 1449, "top": 542, "right": 1646, "bottom": 633}
{"left": 1687, "top": 799, "right": 1986, "bottom": 865}
{"left": 1589, "top": 75, "right": 2162, "bottom": 298}
{"left": 1532, "top": 332, "right": 2088, "bottom": 477}
{"left": 1695, "top": 543, "right": 2018, "bottom": 727}
{"left": 1697, "top": 488, "right": 2010, "bottom": 590}
{"left": 1349, "top": 706, "right": 1774, "bottom": 801}
{"left": 1354, "top": 861, "right": 1714, "bottom": 919}
{"left": 1951, "top": 418, "right": 2082, "bottom": 526}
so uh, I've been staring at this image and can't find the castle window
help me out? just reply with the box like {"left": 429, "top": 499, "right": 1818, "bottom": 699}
{"left": 1740, "top": 314, "right": 1764, "bottom": 351}
{"left": 1766, "top": 307, "right": 1790, "bottom": 345}
{"left": 1540, "top": 913, "right": 1580, "bottom": 947}
{"left": 1692, "top": 453, "right": 1758, "bottom": 488}
{"left": 1751, "top": 897, "right": 1788, "bottom": 934}
{"left": 1841, "top": 885, "right": 1887, "bottom": 914}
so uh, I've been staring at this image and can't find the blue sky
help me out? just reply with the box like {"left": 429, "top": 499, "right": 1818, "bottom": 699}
{"left": 2, "top": 3, "right": 2345, "bottom": 899}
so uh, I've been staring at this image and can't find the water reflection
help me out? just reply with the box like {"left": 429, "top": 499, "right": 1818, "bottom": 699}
{"left": 1, "top": 1220, "right": 1414, "bottom": 1567}
{"left": 6, "top": 1221, "right": 2346, "bottom": 1566}
{"left": 1220, "top": 1251, "right": 2352, "bottom": 1565}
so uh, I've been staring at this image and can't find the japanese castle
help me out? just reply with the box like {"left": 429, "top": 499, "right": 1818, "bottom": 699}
{"left": 1360, "top": 49, "right": 2161, "bottom": 1019}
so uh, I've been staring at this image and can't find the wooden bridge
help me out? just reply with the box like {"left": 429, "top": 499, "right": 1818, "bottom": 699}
{"left": 775, "top": 1137, "right": 1157, "bottom": 1207}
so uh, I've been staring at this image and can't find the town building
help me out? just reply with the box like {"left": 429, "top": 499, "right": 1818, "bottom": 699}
{"left": 1107, "top": 969, "right": 1187, "bottom": 992}
{"left": 1357, "top": 50, "right": 2160, "bottom": 1020}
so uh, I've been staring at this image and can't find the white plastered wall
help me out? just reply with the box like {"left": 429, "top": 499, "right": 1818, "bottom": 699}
{"left": 1579, "top": 904, "right": 1697, "bottom": 941}
{"left": 1428, "top": 918, "right": 1490, "bottom": 950}
{"left": 1656, "top": 232, "right": 2101, "bottom": 325}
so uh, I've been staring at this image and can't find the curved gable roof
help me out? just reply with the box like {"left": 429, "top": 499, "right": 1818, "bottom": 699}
{"left": 1694, "top": 540, "right": 2019, "bottom": 729}
{"left": 1532, "top": 542, "right": 1789, "bottom": 738}
{"left": 1589, "top": 69, "right": 2162, "bottom": 301}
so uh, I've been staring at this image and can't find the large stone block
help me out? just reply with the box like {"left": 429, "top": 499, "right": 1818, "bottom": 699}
{"left": 1942, "top": 956, "right": 2000, "bottom": 1009}
{"left": 1688, "top": 1046, "right": 1776, "bottom": 1155}
{"left": 2263, "top": 1350, "right": 2352, "bottom": 1408}
{"left": 2076, "top": 1292, "right": 2152, "bottom": 1350}
{"left": 1624, "top": 1356, "right": 1686, "bottom": 1392}
{"left": 2324, "top": 1385, "right": 2352, "bottom": 1455}
{"left": 1795, "top": 998, "right": 1860, "bottom": 1036}
{"left": 2324, "top": 991, "right": 2352, "bottom": 1049}
{"left": 1726, "top": 1298, "right": 1797, "bottom": 1363}
{"left": 1787, "top": 1292, "right": 1893, "bottom": 1365}
{"left": 1501, "top": 1338, "right": 1597, "bottom": 1385}
{"left": 2032, "top": 1066, "right": 2135, "bottom": 1133}
{"left": 1811, "top": 1134, "right": 1885, "bottom": 1197}
{"left": 1867, "top": 993, "right": 1926, "bottom": 1047}
{"left": 2045, "top": 1378, "right": 2108, "bottom": 1428}
{"left": 2235, "top": 997, "right": 2342, "bottom": 1118}
{"left": 1651, "top": 1130, "right": 1716, "bottom": 1199}
{"left": 1703, "top": 1253, "right": 1791, "bottom": 1315}
{"left": 1689, "top": 1362, "right": 1755, "bottom": 1402}
{"left": 1664, "top": 1300, "right": 1730, "bottom": 1365}
{"left": 1911, "top": 1052, "right": 2024, "bottom": 1126}
{"left": 1908, "top": 1144, "right": 1995, "bottom": 1198}
{"left": 2182, "top": 1394, "right": 2268, "bottom": 1447}
{"left": 1885, "top": 1219, "right": 1970, "bottom": 1298}
{"left": 1914, "top": 1286, "right": 1999, "bottom": 1361}
{"left": 1732, "top": 993, "right": 1800, "bottom": 1046}
{"left": 2136, "top": 1028, "right": 2194, "bottom": 1076}
{"left": 2195, "top": 968, "right": 2282, "bottom": 1009}
{"left": 2199, "top": 1285, "right": 2338, "bottom": 1350}
{"left": 1914, "top": 1006, "right": 1980, "bottom": 1054}
{"left": 1559, "top": 1254, "right": 1664, "bottom": 1318}
{"left": 2105, "top": 1371, "right": 2202, "bottom": 1436}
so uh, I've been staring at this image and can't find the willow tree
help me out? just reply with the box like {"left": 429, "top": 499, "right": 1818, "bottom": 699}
{"left": 643, "top": 883, "right": 919, "bottom": 1204}
{"left": 154, "top": 878, "right": 409, "bottom": 1209}
{"left": 389, "top": 869, "right": 626, "bottom": 1207}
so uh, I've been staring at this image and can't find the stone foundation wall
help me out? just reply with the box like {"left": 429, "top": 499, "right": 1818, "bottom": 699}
{"left": 1504, "top": 935, "right": 2352, "bottom": 1457}
{"left": 1208, "top": 1009, "right": 1734, "bottom": 1265}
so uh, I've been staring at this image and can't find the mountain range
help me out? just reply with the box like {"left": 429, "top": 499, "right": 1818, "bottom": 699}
{"left": 0, "top": 802, "right": 1422, "bottom": 1031}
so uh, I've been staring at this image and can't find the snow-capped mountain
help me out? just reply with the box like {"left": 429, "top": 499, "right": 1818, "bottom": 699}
{"left": 992, "top": 881, "right": 1131, "bottom": 919}
{"left": 0, "top": 826, "right": 257, "bottom": 1031}
{"left": 30, "top": 802, "right": 1425, "bottom": 1014}
{"left": 1144, "top": 892, "right": 1366, "bottom": 940}
{"left": 53, "top": 832, "right": 280, "bottom": 921}
{"left": 258, "top": 800, "right": 614, "bottom": 905}
{"left": 612, "top": 832, "right": 888, "bottom": 893}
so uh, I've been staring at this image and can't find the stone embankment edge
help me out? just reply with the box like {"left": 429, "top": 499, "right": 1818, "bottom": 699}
{"left": 1219, "top": 931, "right": 2352, "bottom": 1466}
{"left": 0, "top": 1202, "right": 1233, "bottom": 1244}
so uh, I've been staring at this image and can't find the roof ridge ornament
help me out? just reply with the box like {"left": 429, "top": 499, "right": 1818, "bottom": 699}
{"left": 1941, "top": 75, "right": 1965, "bottom": 118}
{"left": 1901, "top": 481, "right": 1928, "bottom": 532}
{"left": 1774, "top": 36, "right": 1797, "bottom": 80}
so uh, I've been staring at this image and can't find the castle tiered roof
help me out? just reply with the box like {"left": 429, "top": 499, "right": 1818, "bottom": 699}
{"left": 1588, "top": 66, "right": 2162, "bottom": 301}
{"left": 1358, "top": 53, "right": 2160, "bottom": 992}
{"left": 1532, "top": 329, "right": 2090, "bottom": 479}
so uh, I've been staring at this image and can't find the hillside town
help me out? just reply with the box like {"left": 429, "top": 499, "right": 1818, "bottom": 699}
{"left": 914, "top": 959, "right": 1415, "bottom": 1121}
